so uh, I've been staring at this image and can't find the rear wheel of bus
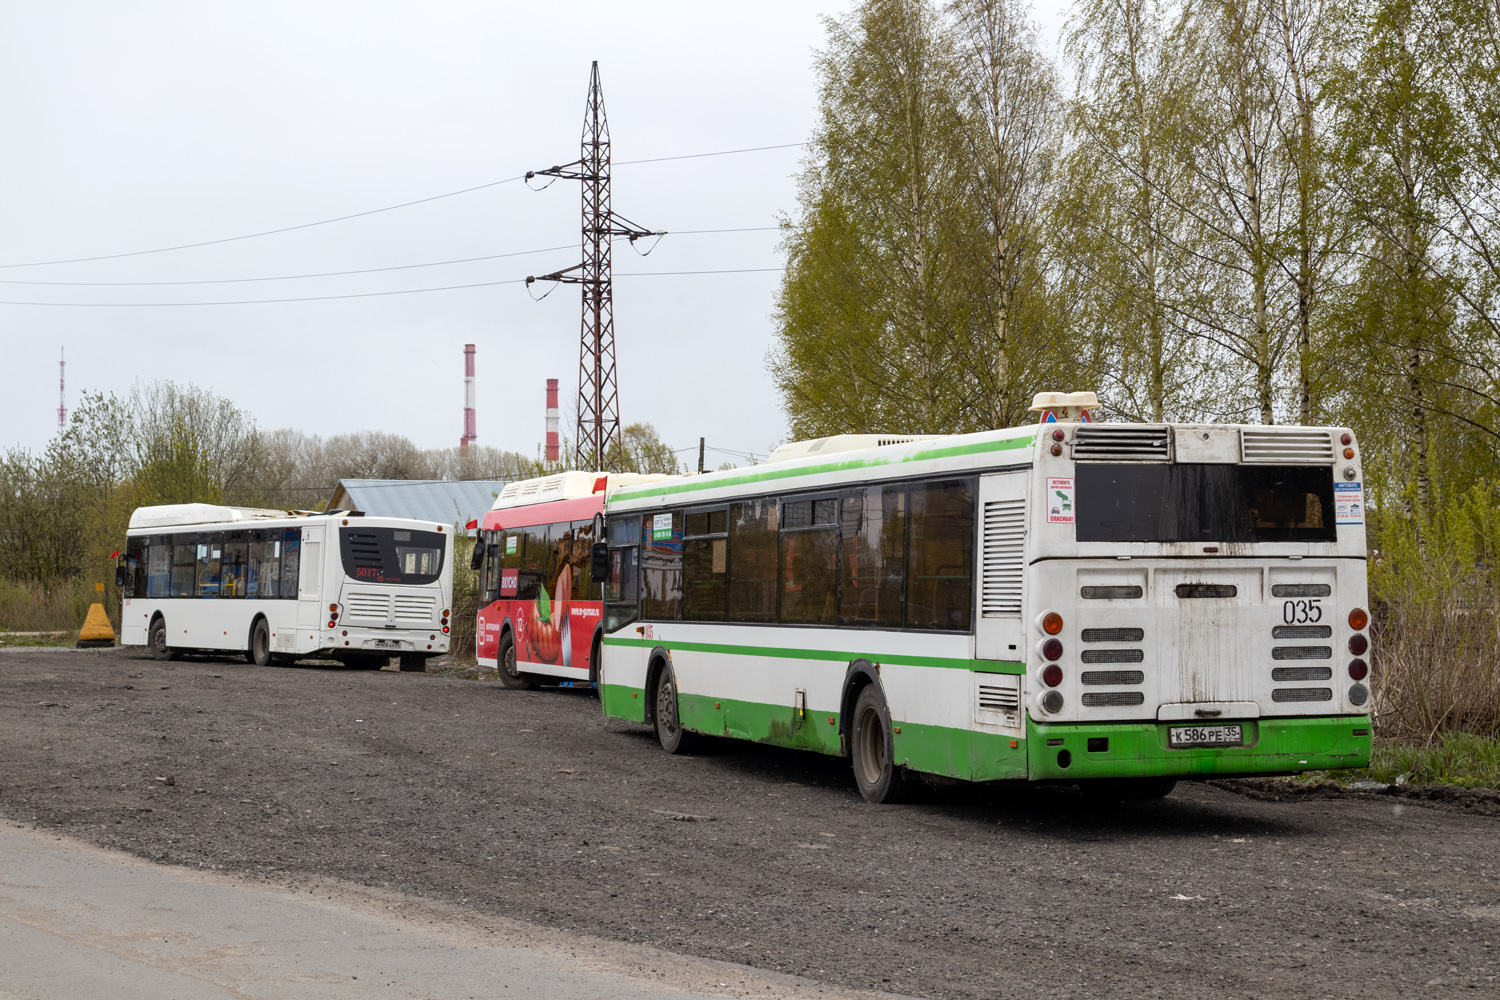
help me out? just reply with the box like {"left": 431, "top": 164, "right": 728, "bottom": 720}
{"left": 249, "top": 618, "right": 273, "bottom": 666}
{"left": 496, "top": 630, "right": 533, "bottom": 690}
{"left": 851, "top": 684, "right": 907, "bottom": 804}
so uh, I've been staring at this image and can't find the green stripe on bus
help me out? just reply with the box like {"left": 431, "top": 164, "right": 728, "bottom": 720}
{"left": 602, "top": 635, "right": 1024, "bottom": 673}
{"left": 608, "top": 433, "right": 1036, "bottom": 502}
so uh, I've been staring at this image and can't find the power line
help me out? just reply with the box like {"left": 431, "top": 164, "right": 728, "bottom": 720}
{"left": 0, "top": 229, "right": 786, "bottom": 287}
{"left": 0, "top": 143, "right": 804, "bottom": 271}
{"left": 0, "top": 267, "right": 782, "bottom": 307}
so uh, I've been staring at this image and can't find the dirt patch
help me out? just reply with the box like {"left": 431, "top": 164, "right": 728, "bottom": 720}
{"left": 3, "top": 647, "right": 1499, "bottom": 998}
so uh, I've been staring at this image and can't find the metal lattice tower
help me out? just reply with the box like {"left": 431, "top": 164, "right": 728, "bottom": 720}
{"left": 527, "top": 62, "right": 660, "bottom": 470}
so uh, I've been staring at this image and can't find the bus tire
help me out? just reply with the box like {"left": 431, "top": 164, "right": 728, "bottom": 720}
{"left": 496, "top": 631, "right": 533, "bottom": 690}
{"left": 652, "top": 661, "right": 697, "bottom": 755}
{"left": 249, "top": 618, "right": 273, "bottom": 667}
{"left": 850, "top": 684, "right": 907, "bottom": 804}
{"left": 148, "top": 618, "right": 179, "bottom": 662}
{"left": 589, "top": 633, "right": 602, "bottom": 700}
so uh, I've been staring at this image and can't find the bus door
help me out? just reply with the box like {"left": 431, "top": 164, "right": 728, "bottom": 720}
{"left": 296, "top": 525, "right": 325, "bottom": 629}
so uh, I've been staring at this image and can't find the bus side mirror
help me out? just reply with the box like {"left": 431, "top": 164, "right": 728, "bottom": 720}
{"left": 114, "top": 566, "right": 127, "bottom": 587}
{"left": 591, "top": 542, "right": 609, "bottom": 581}
{"left": 470, "top": 542, "right": 485, "bottom": 571}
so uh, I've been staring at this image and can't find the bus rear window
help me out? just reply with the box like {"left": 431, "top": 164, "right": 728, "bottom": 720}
{"left": 339, "top": 528, "right": 446, "bottom": 584}
{"left": 1075, "top": 464, "right": 1336, "bottom": 543}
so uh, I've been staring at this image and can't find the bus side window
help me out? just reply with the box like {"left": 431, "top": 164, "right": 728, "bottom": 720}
{"left": 682, "top": 508, "right": 728, "bottom": 621}
{"left": 221, "top": 532, "right": 248, "bottom": 598}
{"left": 170, "top": 534, "right": 196, "bottom": 597}
{"left": 906, "top": 480, "right": 975, "bottom": 631}
{"left": 641, "top": 511, "right": 682, "bottom": 621}
{"left": 280, "top": 529, "right": 300, "bottom": 599}
{"left": 569, "top": 519, "right": 596, "bottom": 599}
{"left": 727, "top": 499, "right": 778, "bottom": 623}
{"left": 146, "top": 535, "right": 171, "bottom": 599}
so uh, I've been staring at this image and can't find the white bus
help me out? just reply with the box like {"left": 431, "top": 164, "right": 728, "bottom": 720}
{"left": 119, "top": 504, "right": 454, "bottom": 670}
{"left": 596, "top": 393, "right": 1373, "bottom": 802}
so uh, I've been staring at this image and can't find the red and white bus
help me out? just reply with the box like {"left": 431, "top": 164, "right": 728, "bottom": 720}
{"left": 475, "top": 471, "right": 667, "bottom": 689}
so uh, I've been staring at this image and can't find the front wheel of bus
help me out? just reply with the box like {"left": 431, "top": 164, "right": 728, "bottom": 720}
{"left": 249, "top": 619, "right": 272, "bottom": 667}
{"left": 496, "top": 631, "right": 533, "bottom": 690}
{"left": 652, "top": 662, "right": 697, "bottom": 755}
{"left": 148, "top": 618, "right": 178, "bottom": 662}
{"left": 851, "top": 684, "right": 907, "bottom": 804}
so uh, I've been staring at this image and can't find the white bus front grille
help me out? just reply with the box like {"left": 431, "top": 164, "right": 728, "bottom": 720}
{"left": 980, "top": 499, "right": 1025, "bottom": 617}
{"left": 394, "top": 594, "right": 437, "bottom": 622}
{"left": 1070, "top": 426, "right": 1170, "bottom": 461}
{"left": 1240, "top": 428, "right": 1335, "bottom": 463}
{"left": 345, "top": 592, "right": 392, "bottom": 619}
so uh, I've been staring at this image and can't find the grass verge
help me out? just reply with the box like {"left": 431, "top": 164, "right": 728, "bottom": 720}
{"left": 1303, "top": 732, "right": 1500, "bottom": 789}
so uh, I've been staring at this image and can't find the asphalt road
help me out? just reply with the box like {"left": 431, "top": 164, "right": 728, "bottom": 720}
{"left": 1, "top": 647, "right": 1496, "bottom": 999}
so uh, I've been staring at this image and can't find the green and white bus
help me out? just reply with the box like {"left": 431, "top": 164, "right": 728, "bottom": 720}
{"left": 595, "top": 393, "right": 1373, "bottom": 802}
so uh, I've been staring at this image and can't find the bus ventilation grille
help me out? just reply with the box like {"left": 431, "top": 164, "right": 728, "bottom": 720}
{"left": 1271, "top": 624, "right": 1332, "bottom": 639}
{"left": 1272, "top": 687, "right": 1333, "bottom": 702}
{"left": 980, "top": 499, "right": 1026, "bottom": 617}
{"left": 1070, "top": 425, "right": 1170, "bottom": 461}
{"left": 1273, "top": 666, "right": 1333, "bottom": 682}
{"left": 976, "top": 678, "right": 1021, "bottom": 727}
{"left": 345, "top": 592, "right": 392, "bottom": 619}
{"left": 1081, "top": 670, "right": 1145, "bottom": 685}
{"left": 1081, "top": 627, "right": 1144, "bottom": 642}
{"left": 1081, "top": 648, "right": 1145, "bottom": 663}
{"left": 1240, "top": 428, "right": 1335, "bottom": 463}
{"left": 1271, "top": 645, "right": 1332, "bottom": 660}
{"left": 1081, "top": 691, "right": 1146, "bottom": 707}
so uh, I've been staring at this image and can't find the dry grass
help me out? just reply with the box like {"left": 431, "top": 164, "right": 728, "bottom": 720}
{"left": 1371, "top": 605, "right": 1500, "bottom": 740}
{"left": 0, "top": 577, "right": 108, "bottom": 634}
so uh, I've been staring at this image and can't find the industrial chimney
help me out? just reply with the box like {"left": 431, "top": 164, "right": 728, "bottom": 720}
{"left": 546, "top": 379, "right": 560, "bottom": 462}
{"left": 461, "top": 344, "right": 476, "bottom": 453}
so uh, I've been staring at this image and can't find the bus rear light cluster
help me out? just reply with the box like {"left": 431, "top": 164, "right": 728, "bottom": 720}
{"left": 1041, "top": 690, "right": 1064, "bottom": 714}
{"left": 1041, "top": 611, "right": 1064, "bottom": 635}
{"left": 442, "top": 626, "right": 450, "bottom": 634}
{"left": 1349, "top": 607, "right": 1369, "bottom": 630}
{"left": 1042, "top": 664, "right": 1063, "bottom": 687}
{"left": 1341, "top": 433, "right": 1352, "bottom": 445}
{"left": 1349, "top": 684, "right": 1369, "bottom": 706}
{"left": 1042, "top": 638, "right": 1063, "bottom": 660}
{"left": 1348, "top": 658, "right": 1368, "bottom": 681}
{"left": 1349, "top": 633, "right": 1368, "bottom": 655}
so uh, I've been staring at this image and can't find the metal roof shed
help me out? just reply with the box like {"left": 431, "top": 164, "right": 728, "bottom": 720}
{"left": 325, "top": 479, "right": 507, "bottom": 530}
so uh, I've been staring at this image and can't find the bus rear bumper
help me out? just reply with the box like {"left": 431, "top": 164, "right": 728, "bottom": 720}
{"left": 1025, "top": 715, "right": 1372, "bottom": 781}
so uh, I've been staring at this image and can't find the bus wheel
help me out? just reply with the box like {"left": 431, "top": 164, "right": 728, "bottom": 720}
{"left": 249, "top": 619, "right": 273, "bottom": 667}
{"left": 589, "top": 635, "right": 602, "bottom": 700}
{"left": 148, "top": 619, "right": 179, "bottom": 662}
{"left": 496, "top": 632, "right": 533, "bottom": 690}
{"left": 850, "top": 684, "right": 907, "bottom": 804}
{"left": 652, "top": 662, "right": 697, "bottom": 755}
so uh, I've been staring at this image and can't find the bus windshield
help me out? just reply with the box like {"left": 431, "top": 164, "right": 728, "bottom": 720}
{"left": 339, "top": 527, "right": 446, "bottom": 585}
{"left": 1075, "top": 464, "right": 1337, "bottom": 543}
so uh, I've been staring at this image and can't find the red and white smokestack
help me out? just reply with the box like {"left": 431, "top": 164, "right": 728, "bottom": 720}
{"left": 545, "top": 378, "right": 560, "bottom": 462}
{"left": 461, "top": 344, "right": 476, "bottom": 452}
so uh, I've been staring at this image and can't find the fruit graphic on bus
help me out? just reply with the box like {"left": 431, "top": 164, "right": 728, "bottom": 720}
{"left": 529, "top": 584, "right": 561, "bottom": 662}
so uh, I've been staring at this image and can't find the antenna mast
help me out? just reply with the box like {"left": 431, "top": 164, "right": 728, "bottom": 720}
{"left": 526, "top": 61, "right": 662, "bottom": 470}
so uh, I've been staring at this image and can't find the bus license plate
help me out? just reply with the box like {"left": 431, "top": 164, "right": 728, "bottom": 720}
{"left": 1169, "top": 724, "right": 1243, "bottom": 748}
{"left": 375, "top": 639, "right": 403, "bottom": 649}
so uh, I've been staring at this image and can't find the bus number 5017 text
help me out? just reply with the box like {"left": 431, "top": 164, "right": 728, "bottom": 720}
{"left": 1283, "top": 599, "right": 1323, "bottom": 624}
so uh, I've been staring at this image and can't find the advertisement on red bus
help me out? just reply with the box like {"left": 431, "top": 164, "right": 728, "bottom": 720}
{"left": 476, "top": 489, "right": 603, "bottom": 687}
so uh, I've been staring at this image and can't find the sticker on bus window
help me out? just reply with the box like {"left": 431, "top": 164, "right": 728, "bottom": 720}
{"left": 506, "top": 536, "right": 518, "bottom": 554}
{"left": 1047, "top": 477, "right": 1075, "bottom": 524}
{"left": 500, "top": 568, "right": 518, "bottom": 597}
{"left": 652, "top": 512, "right": 673, "bottom": 541}
{"left": 1335, "top": 482, "right": 1363, "bottom": 524}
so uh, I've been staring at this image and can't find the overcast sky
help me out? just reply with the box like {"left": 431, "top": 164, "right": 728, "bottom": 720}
{"left": 0, "top": 1, "right": 1068, "bottom": 467}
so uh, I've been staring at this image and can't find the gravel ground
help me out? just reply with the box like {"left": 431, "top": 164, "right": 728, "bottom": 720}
{"left": 2, "top": 646, "right": 1497, "bottom": 999}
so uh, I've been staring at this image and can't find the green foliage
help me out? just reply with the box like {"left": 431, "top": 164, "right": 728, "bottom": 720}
{"left": 1308, "top": 732, "right": 1500, "bottom": 788}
